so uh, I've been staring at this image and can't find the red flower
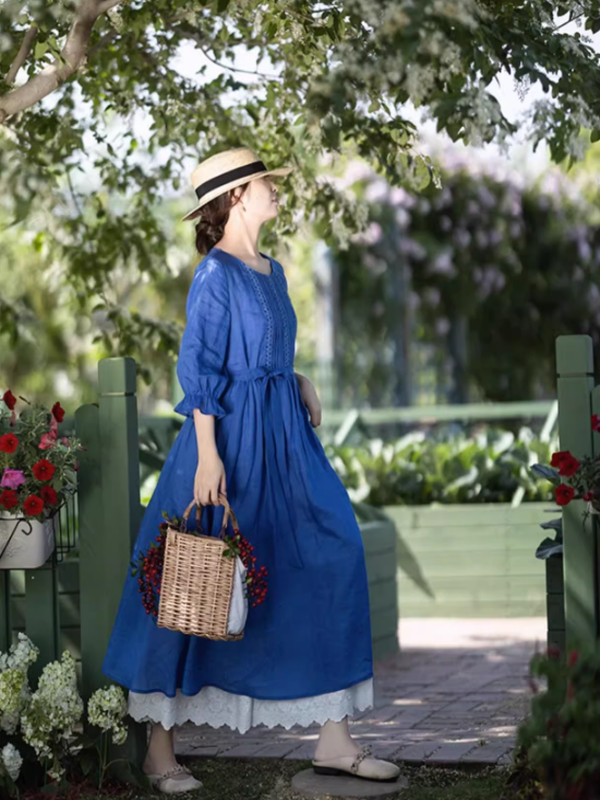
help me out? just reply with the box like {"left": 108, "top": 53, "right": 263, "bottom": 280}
{"left": 555, "top": 484, "right": 576, "bottom": 506}
{"left": 0, "top": 490, "right": 18, "bottom": 510}
{"left": 593, "top": 414, "right": 600, "bottom": 433}
{"left": 23, "top": 495, "right": 44, "bottom": 516}
{"left": 51, "top": 402, "right": 65, "bottom": 423}
{"left": 558, "top": 454, "right": 580, "bottom": 477}
{"left": 568, "top": 650, "right": 579, "bottom": 668}
{"left": 547, "top": 644, "right": 561, "bottom": 660}
{"left": 39, "top": 486, "right": 57, "bottom": 505}
{"left": 0, "top": 433, "right": 18, "bottom": 454}
{"left": 551, "top": 451, "right": 571, "bottom": 468}
{"left": 31, "top": 459, "right": 56, "bottom": 482}
{"left": 1, "top": 390, "right": 16, "bottom": 410}
{"left": 583, "top": 491, "right": 594, "bottom": 502}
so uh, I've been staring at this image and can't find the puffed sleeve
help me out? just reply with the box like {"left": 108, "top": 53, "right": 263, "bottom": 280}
{"left": 174, "top": 260, "right": 230, "bottom": 419}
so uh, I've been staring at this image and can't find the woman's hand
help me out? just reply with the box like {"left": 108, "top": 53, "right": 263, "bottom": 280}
{"left": 297, "top": 374, "right": 322, "bottom": 428}
{"left": 194, "top": 449, "right": 227, "bottom": 506}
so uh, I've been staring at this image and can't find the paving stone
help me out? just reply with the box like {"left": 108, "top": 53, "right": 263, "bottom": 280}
{"left": 427, "top": 741, "right": 479, "bottom": 763}
{"left": 216, "top": 742, "right": 274, "bottom": 758}
{"left": 498, "top": 752, "right": 515, "bottom": 766}
{"left": 252, "top": 742, "right": 306, "bottom": 758}
{"left": 291, "top": 768, "right": 408, "bottom": 798}
{"left": 284, "top": 743, "right": 319, "bottom": 760}
{"left": 395, "top": 742, "right": 441, "bottom": 762}
{"left": 186, "top": 746, "right": 222, "bottom": 757}
{"left": 460, "top": 743, "right": 513, "bottom": 764}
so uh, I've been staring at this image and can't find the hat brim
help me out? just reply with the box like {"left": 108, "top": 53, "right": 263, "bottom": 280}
{"left": 181, "top": 166, "right": 293, "bottom": 222}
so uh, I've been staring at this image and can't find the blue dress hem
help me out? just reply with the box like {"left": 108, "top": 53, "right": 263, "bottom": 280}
{"left": 103, "top": 669, "right": 375, "bottom": 702}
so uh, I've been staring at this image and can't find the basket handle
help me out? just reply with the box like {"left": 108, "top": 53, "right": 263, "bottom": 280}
{"left": 181, "top": 493, "right": 239, "bottom": 536}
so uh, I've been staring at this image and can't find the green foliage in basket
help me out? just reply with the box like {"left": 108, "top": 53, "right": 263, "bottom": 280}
{"left": 518, "top": 647, "right": 600, "bottom": 800}
{"left": 326, "top": 427, "right": 556, "bottom": 506}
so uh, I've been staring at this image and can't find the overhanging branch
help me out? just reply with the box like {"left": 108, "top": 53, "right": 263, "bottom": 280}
{"left": 0, "top": 0, "right": 128, "bottom": 124}
{"left": 6, "top": 25, "right": 39, "bottom": 84}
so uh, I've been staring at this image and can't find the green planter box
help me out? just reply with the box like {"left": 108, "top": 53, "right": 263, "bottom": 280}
{"left": 383, "top": 503, "right": 548, "bottom": 618}
{"left": 359, "top": 517, "right": 399, "bottom": 661}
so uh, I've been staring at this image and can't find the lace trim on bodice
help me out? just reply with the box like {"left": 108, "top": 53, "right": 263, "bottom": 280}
{"left": 241, "top": 264, "right": 274, "bottom": 368}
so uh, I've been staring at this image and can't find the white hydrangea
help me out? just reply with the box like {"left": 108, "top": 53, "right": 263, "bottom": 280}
{"left": 21, "top": 651, "right": 84, "bottom": 777}
{"left": 0, "top": 633, "right": 40, "bottom": 673}
{"left": 88, "top": 685, "right": 128, "bottom": 746}
{"left": 1, "top": 743, "right": 22, "bottom": 782}
{"left": 0, "top": 633, "right": 38, "bottom": 735}
{"left": 0, "top": 668, "right": 29, "bottom": 735}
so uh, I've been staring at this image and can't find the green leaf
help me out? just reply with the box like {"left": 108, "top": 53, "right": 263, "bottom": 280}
{"left": 34, "top": 41, "right": 49, "bottom": 60}
{"left": 535, "top": 537, "right": 563, "bottom": 559}
{"left": 531, "top": 464, "right": 560, "bottom": 482}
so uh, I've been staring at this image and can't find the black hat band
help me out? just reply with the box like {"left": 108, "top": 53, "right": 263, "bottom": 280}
{"left": 194, "top": 160, "right": 267, "bottom": 202}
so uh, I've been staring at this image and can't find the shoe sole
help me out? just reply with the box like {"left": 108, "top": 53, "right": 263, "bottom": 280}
{"left": 312, "top": 765, "right": 400, "bottom": 783}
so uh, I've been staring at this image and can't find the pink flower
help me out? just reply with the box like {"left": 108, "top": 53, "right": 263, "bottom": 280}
{"left": 0, "top": 469, "right": 26, "bottom": 490}
{"left": 49, "top": 416, "right": 58, "bottom": 437}
{"left": 60, "top": 437, "right": 70, "bottom": 446}
{"left": 38, "top": 433, "right": 57, "bottom": 450}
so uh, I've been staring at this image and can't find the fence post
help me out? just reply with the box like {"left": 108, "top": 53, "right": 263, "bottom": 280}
{"left": 556, "top": 335, "right": 598, "bottom": 647}
{"left": 0, "top": 572, "right": 11, "bottom": 652}
{"left": 75, "top": 357, "right": 146, "bottom": 766}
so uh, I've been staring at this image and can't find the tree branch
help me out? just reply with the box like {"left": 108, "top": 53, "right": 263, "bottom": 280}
{"left": 554, "top": 12, "right": 584, "bottom": 31}
{"left": 6, "top": 25, "right": 39, "bottom": 84}
{"left": 0, "top": 0, "right": 127, "bottom": 124}
{"left": 183, "top": 31, "right": 281, "bottom": 80}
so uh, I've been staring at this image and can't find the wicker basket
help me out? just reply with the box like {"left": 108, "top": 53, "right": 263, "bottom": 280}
{"left": 157, "top": 492, "right": 244, "bottom": 641}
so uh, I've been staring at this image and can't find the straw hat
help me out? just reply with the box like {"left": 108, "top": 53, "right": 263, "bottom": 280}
{"left": 181, "top": 147, "right": 293, "bottom": 222}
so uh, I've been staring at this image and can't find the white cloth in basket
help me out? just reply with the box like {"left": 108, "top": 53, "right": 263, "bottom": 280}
{"left": 227, "top": 555, "right": 248, "bottom": 635}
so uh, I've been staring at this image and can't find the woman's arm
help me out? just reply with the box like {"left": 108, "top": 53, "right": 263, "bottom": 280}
{"left": 193, "top": 409, "right": 219, "bottom": 458}
{"left": 176, "top": 261, "right": 230, "bottom": 503}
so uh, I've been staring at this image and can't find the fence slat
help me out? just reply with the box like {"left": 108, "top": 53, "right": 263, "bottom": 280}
{"left": 556, "top": 335, "right": 598, "bottom": 647}
{"left": 0, "top": 571, "right": 11, "bottom": 651}
{"left": 26, "top": 565, "right": 59, "bottom": 685}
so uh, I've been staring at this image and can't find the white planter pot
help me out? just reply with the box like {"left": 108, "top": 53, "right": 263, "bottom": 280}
{"left": 588, "top": 502, "right": 600, "bottom": 516}
{"left": 0, "top": 512, "right": 56, "bottom": 569}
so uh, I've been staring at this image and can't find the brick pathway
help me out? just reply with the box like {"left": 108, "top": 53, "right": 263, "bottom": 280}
{"left": 175, "top": 617, "right": 546, "bottom": 766}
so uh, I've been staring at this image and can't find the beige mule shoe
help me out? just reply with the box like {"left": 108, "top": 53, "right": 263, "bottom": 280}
{"left": 146, "top": 763, "right": 203, "bottom": 794}
{"left": 312, "top": 744, "right": 401, "bottom": 782}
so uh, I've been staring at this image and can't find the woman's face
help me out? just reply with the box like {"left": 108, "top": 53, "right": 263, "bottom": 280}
{"left": 237, "top": 176, "right": 279, "bottom": 222}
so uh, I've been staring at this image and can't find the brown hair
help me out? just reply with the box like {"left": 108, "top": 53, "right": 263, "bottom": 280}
{"left": 194, "top": 183, "right": 249, "bottom": 255}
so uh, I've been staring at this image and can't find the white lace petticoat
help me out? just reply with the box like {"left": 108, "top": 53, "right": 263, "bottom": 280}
{"left": 127, "top": 678, "right": 374, "bottom": 734}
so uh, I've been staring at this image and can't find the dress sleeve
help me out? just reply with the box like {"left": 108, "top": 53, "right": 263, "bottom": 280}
{"left": 174, "top": 261, "right": 230, "bottom": 419}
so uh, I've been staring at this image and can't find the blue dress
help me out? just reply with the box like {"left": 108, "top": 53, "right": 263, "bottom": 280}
{"left": 103, "top": 247, "right": 373, "bottom": 706}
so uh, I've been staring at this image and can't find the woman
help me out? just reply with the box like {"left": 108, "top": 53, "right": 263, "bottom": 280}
{"left": 102, "top": 147, "right": 401, "bottom": 794}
